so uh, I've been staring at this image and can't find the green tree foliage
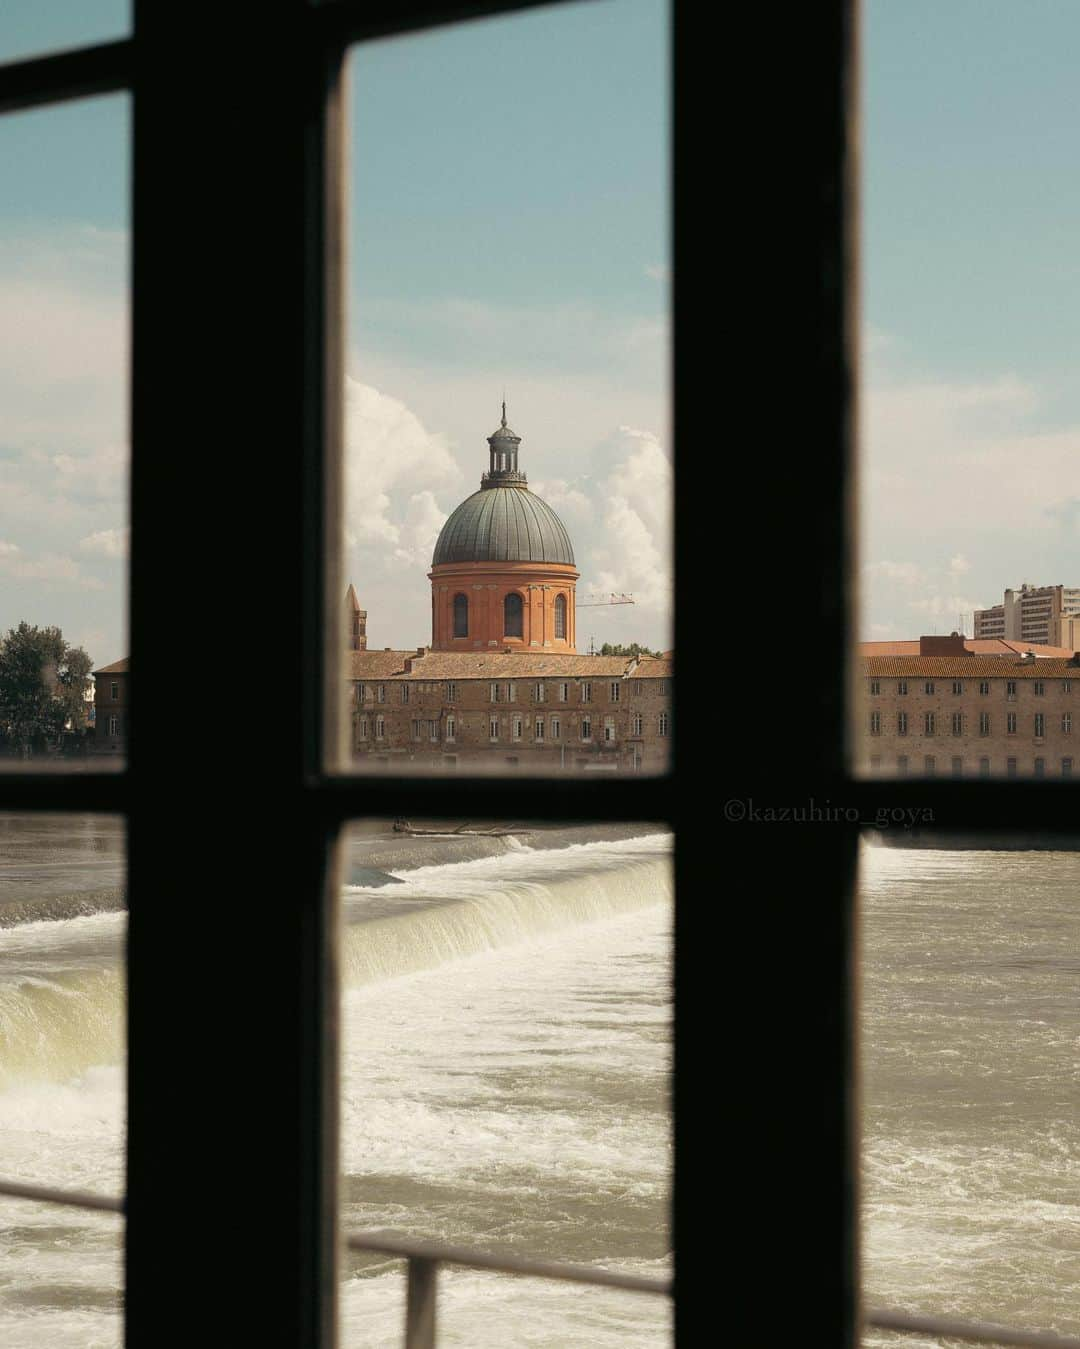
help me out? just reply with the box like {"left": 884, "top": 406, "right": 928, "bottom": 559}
{"left": 599, "top": 642, "right": 663, "bottom": 658}
{"left": 0, "top": 623, "right": 94, "bottom": 754}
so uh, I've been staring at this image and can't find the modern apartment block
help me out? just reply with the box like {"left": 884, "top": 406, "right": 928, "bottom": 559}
{"left": 974, "top": 583, "right": 1080, "bottom": 647}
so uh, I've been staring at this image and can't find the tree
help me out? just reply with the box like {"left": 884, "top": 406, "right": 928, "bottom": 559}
{"left": 0, "top": 623, "right": 94, "bottom": 756}
{"left": 599, "top": 642, "right": 664, "bottom": 658}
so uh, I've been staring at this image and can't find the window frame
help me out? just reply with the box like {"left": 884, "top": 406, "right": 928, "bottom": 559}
{"left": 13, "top": 4, "right": 1076, "bottom": 1348}
{"left": 0, "top": 9, "right": 683, "bottom": 1347}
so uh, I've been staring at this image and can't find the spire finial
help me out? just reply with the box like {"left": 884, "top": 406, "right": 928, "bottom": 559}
{"left": 501, "top": 396, "right": 506, "bottom": 428}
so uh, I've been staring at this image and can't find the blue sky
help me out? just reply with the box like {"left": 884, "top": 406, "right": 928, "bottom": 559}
{"left": 2, "top": 0, "right": 1074, "bottom": 660}
{"left": 0, "top": 0, "right": 672, "bottom": 662}
{"left": 862, "top": 0, "right": 1080, "bottom": 638}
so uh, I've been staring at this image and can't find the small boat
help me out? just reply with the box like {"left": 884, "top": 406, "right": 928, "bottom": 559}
{"left": 391, "top": 819, "right": 520, "bottom": 837}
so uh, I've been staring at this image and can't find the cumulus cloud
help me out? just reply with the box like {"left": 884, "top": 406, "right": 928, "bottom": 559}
{"left": 80, "top": 526, "right": 129, "bottom": 560}
{"left": 392, "top": 491, "right": 448, "bottom": 568}
{"left": 587, "top": 426, "right": 673, "bottom": 619}
{"left": 345, "top": 377, "right": 459, "bottom": 556}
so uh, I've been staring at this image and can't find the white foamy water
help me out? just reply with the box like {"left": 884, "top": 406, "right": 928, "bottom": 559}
{"left": 860, "top": 841, "right": 1080, "bottom": 1345}
{"left": 340, "top": 830, "right": 673, "bottom": 1347}
{"left": 0, "top": 908, "right": 126, "bottom": 1349}
{"left": 0, "top": 822, "right": 672, "bottom": 1347}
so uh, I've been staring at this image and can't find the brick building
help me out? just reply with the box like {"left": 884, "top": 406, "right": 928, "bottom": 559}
{"left": 92, "top": 658, "right": 129, "bottom": 755}
{"left": 428, "top": 405, "right": 579, "bottom": 653}
{"left": 345, "top": 584, "right": 367, "bottom": 651}
{"left": 349, "top": 407, "right": 672, "bottom": 772}
{"left": 350, "top": 648, "right": 672, "bottom": 773}
{"left": 860, "top": 647, "right": 1080, "bottom": 778}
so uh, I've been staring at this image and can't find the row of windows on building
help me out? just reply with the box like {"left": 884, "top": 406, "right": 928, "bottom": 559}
{"left": 870, "top": 711, "right": 1072, "bottom": 737}
{"left": 356, "top": 711, "right": 671, "bottom": 743}
{"left": 452, "top": 591, "right": 568, "bottom": 639}
{"left": 356, "top": 679, "right": 668, "bottom": 706}
{"left": 869, "top": 755, "right": 1074, "bottom": 777}
{"left": 868, "top": 678, "right": 1072, "bottom": 697}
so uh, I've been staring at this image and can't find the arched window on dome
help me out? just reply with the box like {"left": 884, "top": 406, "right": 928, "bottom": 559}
{"left": 554, "top": 593, "right": 567, "bottom": 640}
{"left": 453, "top": 593, "right": 469, "bottom": 638}
{"left": 504, "top": 592, "right": 524, "bottom": 638}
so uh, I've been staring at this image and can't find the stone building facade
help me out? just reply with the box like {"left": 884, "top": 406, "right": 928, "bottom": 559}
{"left": 350, "top": 649, "right": 672, "bottom": 773}
{"left": 860, "top": 652, "right": 1080, "bottom": 778}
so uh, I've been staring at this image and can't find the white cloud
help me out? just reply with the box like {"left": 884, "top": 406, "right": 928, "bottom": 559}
{"left": 906, "top": 593, "right": 984, "bottom": 623}
{"left": 0, "top": 541, "right": 19, "bottom": 557}
{"left": 5, "top": 552, "right": 104, "bottom": 592}
{"left": 866, "top": 560, "right": 927, "bottom": 586}
{"left": 948, "top": 552, "right": 972, "bottom": 576}
{"left": 80, "top": 526, "right": 129, "bottom": 560}
{"left": 344, "top": 377, "right": 459, "bottom": 556}
{"left": 588, "top": 426, "right": 673, "bottom": 624}
{"left": 392, "top": 491, "right": 448, "bottom": 568}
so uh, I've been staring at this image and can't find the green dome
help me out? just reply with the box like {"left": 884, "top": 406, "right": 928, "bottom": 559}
{"left": 432, "top": 487, "right": 575, "bottom": 567}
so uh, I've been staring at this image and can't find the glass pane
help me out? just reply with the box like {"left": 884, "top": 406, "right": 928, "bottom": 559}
{"left": 860, "top": 838, "right": 1080, "bottom": 1340}
{"left": 857, "top": 3, "right": 1080, "bottom": 779}
{"left": 340, "top": 820, "right": 673, "bottom": 1346}
{"left": 0, "top": 812, "right": 126, "bottom": 1346}
{"left": 0, "top": 0, "right": 129, "bottom": 65}
{"left": 0, "top": 95, "right": 129, "bottom": 770}
{"left": 337, "top": 0, "right": 672, "bottom": 777}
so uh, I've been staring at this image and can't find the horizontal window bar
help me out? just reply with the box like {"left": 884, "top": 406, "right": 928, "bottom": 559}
{"left": 0, "top": 1178, "right": 124, "bottom": 1215}
{"left": 0, "top": 772, "right": 129, "bottom": 812}
{"left": 315, "top": 775, "right": 673, "bottom": 823}
{"left": 0, "top": 38, "right": 133, "bottom": 115}
{"left": 345, "top": 1230, "right": 671, "bottom": 1296}
{"left": 867, "top": 1307, "right": 1080, "bottom": 1349}
{"left": 312, "top": 0, "right": 588, "bottom": 49}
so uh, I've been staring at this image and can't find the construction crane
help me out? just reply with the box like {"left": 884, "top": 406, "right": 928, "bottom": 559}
{"left": 577, "top": 593, "right": 634, "bottom": 607}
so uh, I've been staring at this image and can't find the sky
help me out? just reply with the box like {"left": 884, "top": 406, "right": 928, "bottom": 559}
{"left": 2, "top": 0, "right": 1076, "bottom": 663}
{"left": 861, "top": 0, "right": 1080, "bottom": 638}
{"left": 0, "top": 0, "right": 671, "bottom": 665}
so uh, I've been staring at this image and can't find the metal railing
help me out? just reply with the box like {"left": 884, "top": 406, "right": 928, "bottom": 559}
{"left": 345, "top": 1230, "right": 671, "bottom": 1349}
{"left": 3, "top": 1179, "right": 1080, "bottom": 1349}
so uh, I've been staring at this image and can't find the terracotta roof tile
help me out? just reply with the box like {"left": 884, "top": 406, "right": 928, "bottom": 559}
{"left": 347, "top": 650, "right": 674, "bottom": 680}
{"left": 863, "top": 656, "right": 1080, "bottom": 677}
{"left": 93, "top": 658, "right": 129, "bottom": 675}
{"left": 860, "top": 639, "right": 1074, "bottom": 658}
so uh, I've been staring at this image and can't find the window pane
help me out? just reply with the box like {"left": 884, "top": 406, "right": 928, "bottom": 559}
{"left": 337, "top": 0, "right": 671, "bottom": 777}
{"left": 860, "top": 838, "right": 1080, "bottom": 1340}
{"left": 0, "top": 0, "right": 129, "bottom": 65}
{"left": 0, "top": 96, "right": 129, "bottom": 770}
{"left": 340, "top": 820, "right": 672, "bottom": 1345}
{"left": 0, "top": 812, "right": 125, "bottom": 1344}
{"left": 857, "top": 3, "right": 1080, "bottom": 777}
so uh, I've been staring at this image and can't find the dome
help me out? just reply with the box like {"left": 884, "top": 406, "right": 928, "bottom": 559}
{"left": 432, "top": 486, "right": 575, "bottom": 567}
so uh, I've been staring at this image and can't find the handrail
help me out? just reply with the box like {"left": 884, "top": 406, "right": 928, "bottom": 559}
{"left": 866, "top": 1308, "right": 1080, "bottom": 1349}
{"left": 0, "top": 1178, "right": 123, "bottom": 1214}
{"left": 345, "top": 1229, "right": 672, "bottom": 1296}
{"left": 6, "top": 1182, "right": 1078, "bottom": 1349}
